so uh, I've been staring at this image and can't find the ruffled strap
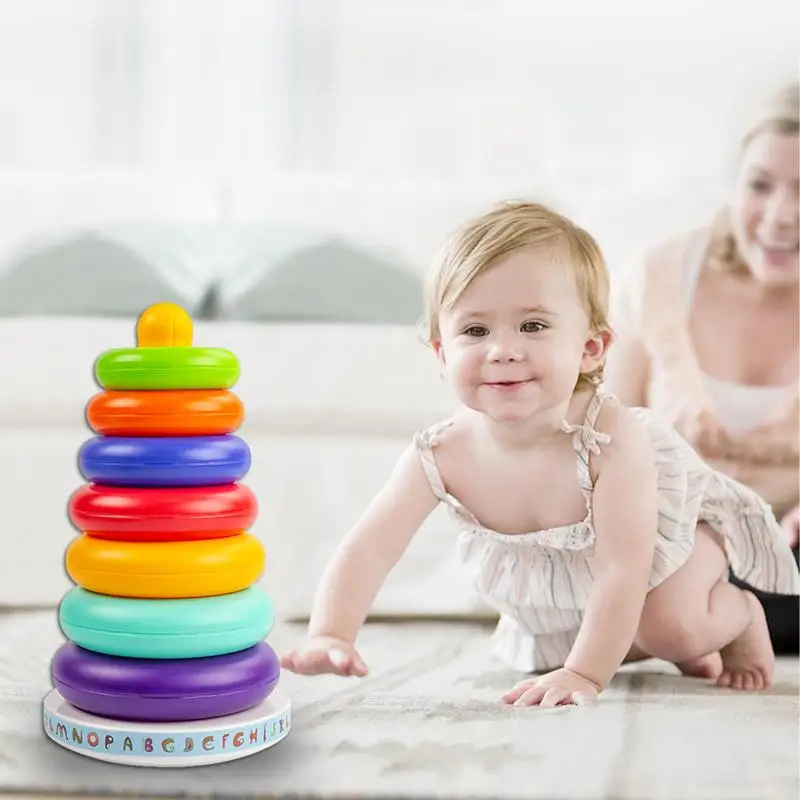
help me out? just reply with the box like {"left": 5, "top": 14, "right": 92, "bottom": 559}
{"left": 412, "top": 420, "right": 453, "bottom": 503}
{"left": 560, "top": 388, "right": 612, "bottom": 505}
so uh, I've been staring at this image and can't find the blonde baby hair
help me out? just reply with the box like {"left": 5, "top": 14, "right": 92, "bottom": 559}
{"left": 423, "top": 200, "right": 611, "bottom": 390}
{"left": 710, "top": 80, "right": 799, "bottom": 275}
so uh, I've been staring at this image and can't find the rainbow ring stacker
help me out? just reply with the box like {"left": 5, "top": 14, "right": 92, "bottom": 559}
{"left": 43, "top": 303, "right": 290, "bottom": 767}
{"left": 95, "top": 303, "right": 240, "bottom": 390}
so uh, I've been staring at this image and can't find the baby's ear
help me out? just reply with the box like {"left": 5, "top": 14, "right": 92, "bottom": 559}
{"left": 580, "top": 328, "right": 613, "bottom": 373}
{"left": 432, "top": 339, "right": 446, "bottom": 367}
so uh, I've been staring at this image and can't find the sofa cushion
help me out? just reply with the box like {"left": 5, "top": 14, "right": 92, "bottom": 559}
{"left": 0, "top": 317, "right": 487, "bottom": 619}
{"left": 213, "top": 225, "right": 424, "bottom": 325}
{"left": 0, "top": 317, "right": 455, "bottom": 434}
{"left": 0, "top": 226, "right": 215, "bottom": 319}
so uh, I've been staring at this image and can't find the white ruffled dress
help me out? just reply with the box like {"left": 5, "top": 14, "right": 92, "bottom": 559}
{"left": 413, "top": 388, "right": 800, "bottom": 672}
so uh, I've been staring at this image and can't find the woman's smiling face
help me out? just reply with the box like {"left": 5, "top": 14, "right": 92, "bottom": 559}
{"left": 730, "top": 130, "right": 799, "bottom": 287}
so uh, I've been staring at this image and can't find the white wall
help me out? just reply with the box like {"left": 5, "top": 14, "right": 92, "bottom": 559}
{"left": 1, "top": 0, "right": 795, "bottom": 177}
{"left": 328, "top": 0, "right": 798, "bottom": 186}
{"left": 0, "top": 0, "right": 796, "bottom": 284}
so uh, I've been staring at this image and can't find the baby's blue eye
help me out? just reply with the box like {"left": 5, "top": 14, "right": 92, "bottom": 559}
{"left": 521, "top": 321, "right": 546, "bottom": 333}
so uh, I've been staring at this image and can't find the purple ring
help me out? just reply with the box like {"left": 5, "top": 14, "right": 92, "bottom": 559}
{"left": 52, "top": 641, "right": 280, "bottom": 722}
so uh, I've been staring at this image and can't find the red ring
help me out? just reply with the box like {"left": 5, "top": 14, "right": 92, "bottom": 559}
{"left": 84, "top": 528, "right": 245, "bottom": 543}
{"left": 68, "top": 483, "right": 258, "bottom": 536}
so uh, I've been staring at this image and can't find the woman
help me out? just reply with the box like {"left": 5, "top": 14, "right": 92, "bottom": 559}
{"left": 605, "top": 82, "right": 799, "bottom": 654}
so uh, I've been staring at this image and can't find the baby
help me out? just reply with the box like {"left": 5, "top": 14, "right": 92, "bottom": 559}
{"left": 282, "top": 201, "right": 800, "bottom": 707}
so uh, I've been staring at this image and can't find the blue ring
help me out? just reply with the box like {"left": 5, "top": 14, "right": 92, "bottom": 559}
{"left": 78, "top": 435, "right": 251, "bottom": 487}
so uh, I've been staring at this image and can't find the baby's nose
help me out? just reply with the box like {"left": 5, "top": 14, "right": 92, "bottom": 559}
{"left": 487, "top": 337, "right": 524, "bottom": 362}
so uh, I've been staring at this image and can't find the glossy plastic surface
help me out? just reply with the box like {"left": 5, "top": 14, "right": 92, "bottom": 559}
{"left": 86, "top": 389, "right": 244, "bottom": 436}
{"left": 59, "top": 586, "right": 274, "bottom": 658}
{"left": 52, "top": 641, "right": 280, "bottom": 722}
{"left": 78, "top": 434, "right": 251, "bottom": 487}
{"left": 68, "top": 482, "right": 258, "bottom": 534}
{"left": 94, "top": 303, "right": 239, "bottom": 390}
{"left": 65, "top": 532, "right": 265, "bottom": 598}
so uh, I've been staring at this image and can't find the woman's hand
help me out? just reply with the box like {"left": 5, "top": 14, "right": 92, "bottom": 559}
{"left": 280, "top": 635, "right": 368, "bottom": 677}
{"left": 780, "top": 506, "right": 800, "bottom": 549}
{"left": 680, "top": 407, "right": 797, "bottom": 466}
{"left": 501, "top": 668, "right": 601, "bottom": 708}
{"left": 679, "top": 407, "right": 743, "bottom": 460}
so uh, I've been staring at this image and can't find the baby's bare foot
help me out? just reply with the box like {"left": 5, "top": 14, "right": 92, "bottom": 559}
{"left": 677, "top": 652, "right": 723, "bottom": 679}
{"left": 717, "top": 591, "right": 774, "bottom": 691}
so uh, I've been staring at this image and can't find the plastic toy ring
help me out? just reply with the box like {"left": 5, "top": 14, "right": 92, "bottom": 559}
{"left": 96, "top": 347, "right": 239, "bottom": 391}
{"left": 86, "top": 389, "right": 244, "bottom": 436}
{"left": 94, "top": 303, "right": 240, "bottom": 390}
{"left": 65, "top": 532, "right": 265, "bottom": 598}
{"left": 78, "top": 435, "right": 251, "bottom": 487}
{"left": 68, "top": 483, "right": 258, "bottom": 536}
{"left": 58, "top": 586, "right": 274, "bottom": 659}
{"left": 52, "top": 641, "right": 281, "bottom": 722}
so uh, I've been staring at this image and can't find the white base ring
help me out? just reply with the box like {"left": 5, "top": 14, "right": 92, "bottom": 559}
{"left": 42, "top": 687, "right": 291, "bottom": 767}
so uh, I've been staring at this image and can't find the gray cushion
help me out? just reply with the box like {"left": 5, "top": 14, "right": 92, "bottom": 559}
{"left": 215, "top": 226, "right": 423, "bottom": 325}
{"left": 0, "top": 225, "right": 214, "bottom": 318}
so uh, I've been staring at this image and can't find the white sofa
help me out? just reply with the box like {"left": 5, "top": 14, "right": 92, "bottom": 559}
{"left": 0, "top": 168, "right": 727, "bottom": 622}
{"left": 0, "top": 314, "right": 497, "bottom": 620}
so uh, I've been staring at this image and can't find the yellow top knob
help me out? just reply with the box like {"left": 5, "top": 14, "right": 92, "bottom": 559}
{"left": 136, "top": 303, "right": 193, "bottom": 347}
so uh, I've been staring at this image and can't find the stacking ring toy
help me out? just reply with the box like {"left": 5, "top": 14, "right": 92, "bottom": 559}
{"left": 65, "top": 533, "right": 265, "bottom": 598}
{"left": 59, "top": 586, "right": 274, "bottom": 659}
{"left": 68, "top": 483, "right": 257, "bottom": 537}
{"left": 78, "top": 435, "right": 251, "bottom": 487}
{"left": 85, "top": 528, "right": 243, "bottom": 543}
{"left": 86, "top": 389, "right": 244, "bottom": 436}
{"left": 52, "top": 642, "right": 280, "bottom": 722}
{"left": 94, "top": 303, "right": 239, "bottom": 390}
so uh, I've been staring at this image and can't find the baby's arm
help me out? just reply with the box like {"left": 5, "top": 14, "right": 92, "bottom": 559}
{"left": 563, "top": 409, "right": 658, "bottom": 688}
{"left": 281, "top": 443, "right": 440, "bottom": 676}
{"left": 503, "top": 407, "right": 658, "bottom": 706}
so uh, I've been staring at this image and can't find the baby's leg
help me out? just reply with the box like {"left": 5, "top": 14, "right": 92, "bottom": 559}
{"left": 622, "top": 642, "right": 721, "bottom": 677}
{"left": 636, "top": 523, "right": 774, "bottom": 690}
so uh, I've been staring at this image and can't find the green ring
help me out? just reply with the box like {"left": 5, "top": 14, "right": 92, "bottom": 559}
{"left": 95, "top": 347, "right": 240, "bottom": 390}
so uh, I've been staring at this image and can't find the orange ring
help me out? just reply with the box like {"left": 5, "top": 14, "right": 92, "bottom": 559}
{"left": 86, "top": 390, "right": 244, "bottom": 436}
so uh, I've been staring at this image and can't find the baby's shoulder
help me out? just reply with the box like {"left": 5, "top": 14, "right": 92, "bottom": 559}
{"left": 413, "top": 416, "right": 467, "bottom": 456}
{"left": 591, "top": 396, "right": 655, "bottom": 467}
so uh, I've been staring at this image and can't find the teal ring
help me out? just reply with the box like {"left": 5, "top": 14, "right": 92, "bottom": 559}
{"left": 59, "top": 586, "right": 273, "bottom": 659}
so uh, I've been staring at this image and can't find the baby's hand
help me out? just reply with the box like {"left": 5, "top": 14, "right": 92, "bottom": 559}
{"left": 501, "top": 667, "right": 601, "bottom": 708}
{"left": 280, "top": 635, "right": 368, "bottom": 677}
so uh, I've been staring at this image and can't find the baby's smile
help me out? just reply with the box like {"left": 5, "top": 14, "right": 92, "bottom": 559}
{"left": 483, "top": 379, "right": 532, "bottom": 392}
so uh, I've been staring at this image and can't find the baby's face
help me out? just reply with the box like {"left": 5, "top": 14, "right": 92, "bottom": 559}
{"left": 436, "top": 246, "right": 594, "bottom": 422}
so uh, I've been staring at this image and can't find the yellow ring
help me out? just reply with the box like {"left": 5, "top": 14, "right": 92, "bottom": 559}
{"left": 65, "top": 533, "right": 265, "bottom": 599}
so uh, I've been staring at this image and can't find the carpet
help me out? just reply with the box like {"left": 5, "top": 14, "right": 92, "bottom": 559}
{"left": 0, "top": 608, "right": 797, "bottom": 799}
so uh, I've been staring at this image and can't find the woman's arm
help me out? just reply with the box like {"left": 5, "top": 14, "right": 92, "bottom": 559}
{"left": 604, "top": 332, "right": 650, "bottom": 408}
{"left": 605, "top": 250, "right": 653, "bottom": 408}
